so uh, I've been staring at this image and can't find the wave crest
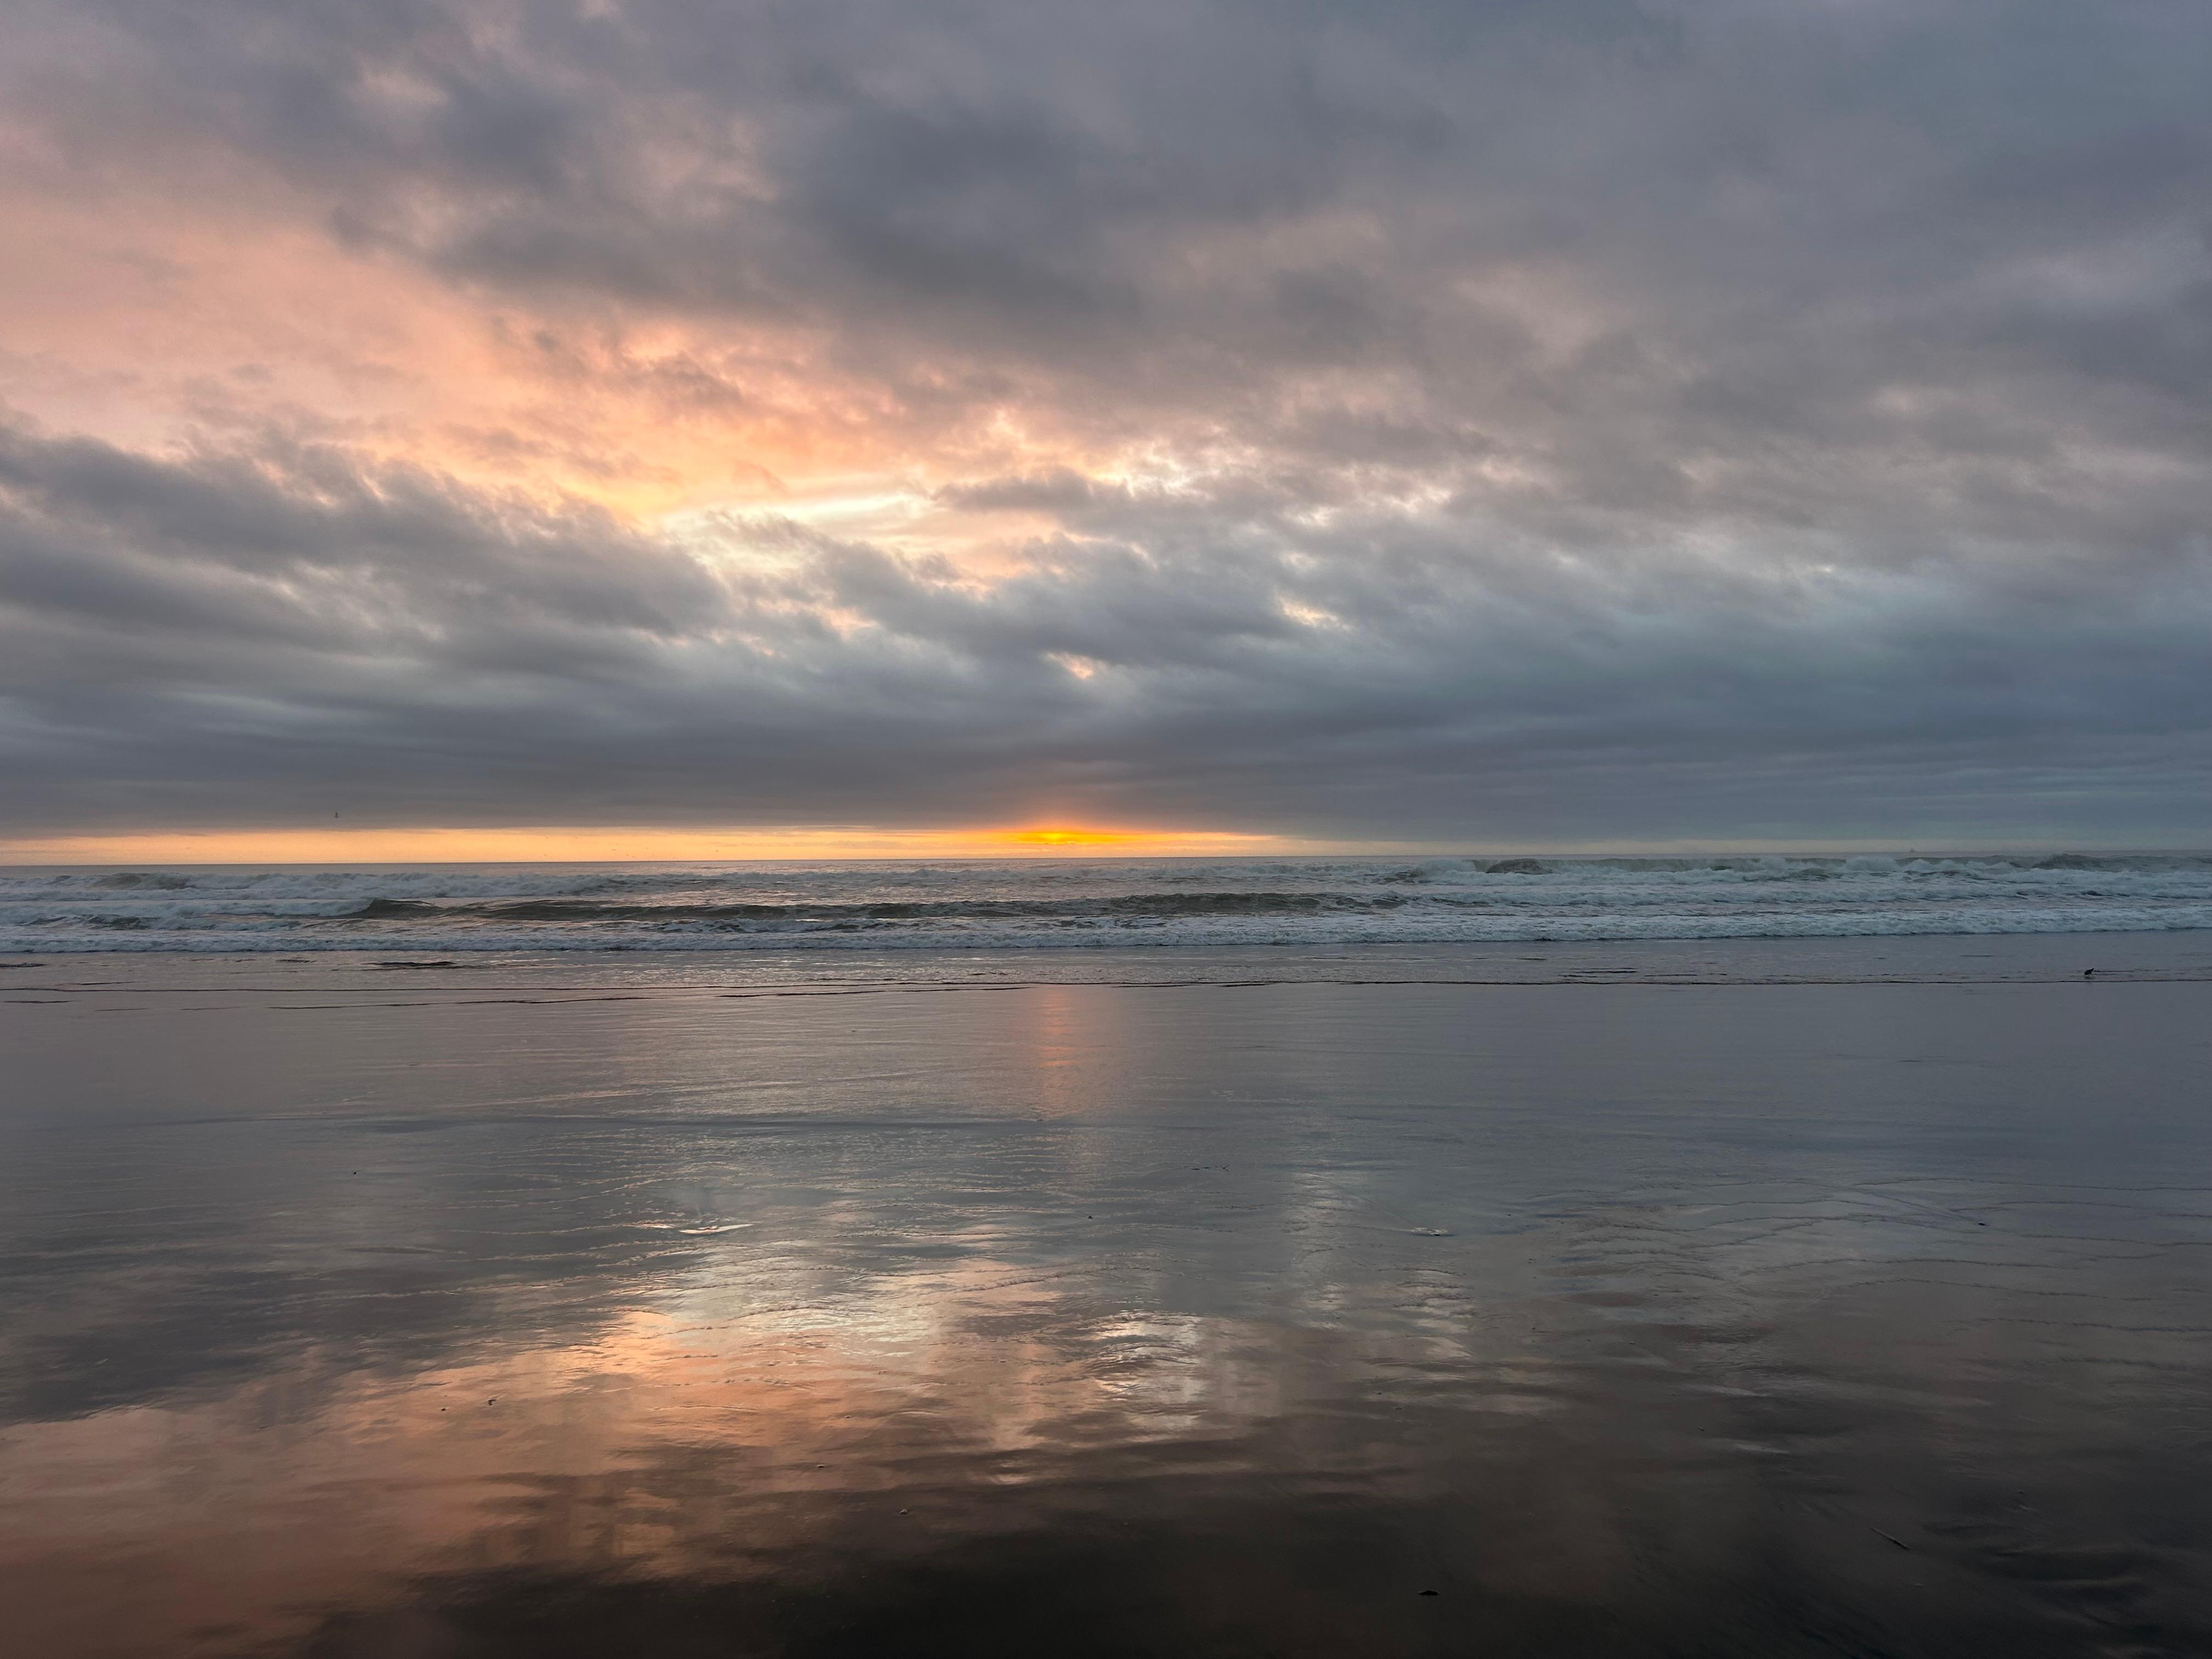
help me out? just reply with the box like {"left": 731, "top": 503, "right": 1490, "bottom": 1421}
{"left": 5, "top": 852, "right": 2208, "bottom": 953}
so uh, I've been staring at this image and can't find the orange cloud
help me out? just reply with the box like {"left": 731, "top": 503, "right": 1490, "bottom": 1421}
{"left": 0, "top": 136, "right": 1106, "bottom": 528}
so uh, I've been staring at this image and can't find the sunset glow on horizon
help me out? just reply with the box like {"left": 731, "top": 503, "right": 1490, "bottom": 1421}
{"left": 0, "top": 825, "right": 1311, "bottom": 866}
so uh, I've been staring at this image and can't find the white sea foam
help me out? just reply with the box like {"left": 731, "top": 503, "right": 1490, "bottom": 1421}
{"left": 2, "top": 854, "right": 2208, "bottom": 953}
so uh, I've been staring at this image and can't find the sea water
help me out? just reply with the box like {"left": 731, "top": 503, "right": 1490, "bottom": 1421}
{"left": 4, "top": 851, "right": 2210, "bottom": 955}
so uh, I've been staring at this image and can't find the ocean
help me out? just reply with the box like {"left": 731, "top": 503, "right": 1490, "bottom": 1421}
{"left": 6, "top": 850, "right": 2211, "bottom": 956}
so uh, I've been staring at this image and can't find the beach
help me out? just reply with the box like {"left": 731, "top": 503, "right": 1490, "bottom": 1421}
{"left": 5, "top": 926, "right": 2211, "bottom": 1655}
{"left": 13, "top": 0, "right": 2212, "bottom": 1645}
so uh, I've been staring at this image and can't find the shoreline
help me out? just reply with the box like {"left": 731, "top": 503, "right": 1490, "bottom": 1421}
{"left": 7, "top": 927, "right": 2211, "bottom": 997}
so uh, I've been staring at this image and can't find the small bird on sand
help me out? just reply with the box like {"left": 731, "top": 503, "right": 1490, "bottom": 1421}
{"left": 2083, "top": 968, "right": 2096, "bottom": 979}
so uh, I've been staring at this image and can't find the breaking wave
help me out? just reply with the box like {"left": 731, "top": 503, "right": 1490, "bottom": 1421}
{"left": 3, "top": 853, "right": 2209, "bottom": 953}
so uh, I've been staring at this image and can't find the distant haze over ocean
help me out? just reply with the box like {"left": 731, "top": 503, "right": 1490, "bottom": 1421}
{"left": 5, "top": 855, "right": 2210, "bottom": 955}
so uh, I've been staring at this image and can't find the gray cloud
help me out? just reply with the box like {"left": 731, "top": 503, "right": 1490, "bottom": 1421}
{"left": 3, "top": 418, "right": 2207, "bottom": 842}
{"left": 2, "top": 1, "right": 2210, "bottom": 842}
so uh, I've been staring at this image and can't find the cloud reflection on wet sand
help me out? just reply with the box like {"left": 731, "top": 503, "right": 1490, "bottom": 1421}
{"left": 4, "top": 966, "right": 2212, "bottom": 1654}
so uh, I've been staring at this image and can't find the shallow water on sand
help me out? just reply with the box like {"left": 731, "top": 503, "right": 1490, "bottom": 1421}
{"left": 4, "top": 939, "right": 2211, "bottom": 1656}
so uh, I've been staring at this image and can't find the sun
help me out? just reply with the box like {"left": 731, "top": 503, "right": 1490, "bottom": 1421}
{"left": 998, "top": 828, "right": 1143, "bottom": 847}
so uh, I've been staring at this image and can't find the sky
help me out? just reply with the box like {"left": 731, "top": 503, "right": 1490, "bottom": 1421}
{"left": 2, "top": 0, "right": 2209, "bottom": 859}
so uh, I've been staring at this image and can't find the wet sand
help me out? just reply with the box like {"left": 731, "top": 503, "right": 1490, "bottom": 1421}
{"left": 4, "top": 939, "right": 2211, "bottom": 1655}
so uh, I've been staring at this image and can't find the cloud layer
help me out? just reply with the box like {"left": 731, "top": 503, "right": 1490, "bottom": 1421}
{"left": 3, "top": 0, "right": 2209, "bottom": 844}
